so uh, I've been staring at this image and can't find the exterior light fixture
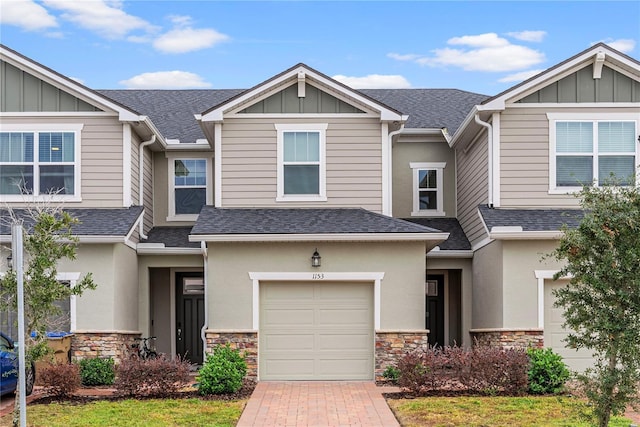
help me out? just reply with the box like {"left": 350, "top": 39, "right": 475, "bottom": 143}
{"left": 6, "top": 255, "right": 12, "bottom": 270}
{"left": 311, "top": 249, "right": 321, "bottom": 268}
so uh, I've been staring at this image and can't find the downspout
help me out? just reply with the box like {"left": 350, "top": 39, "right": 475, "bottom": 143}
{"left": 474, "top": 115, "right": 493, "bottom": 207}
{"left": 138, "top": 135, "right": 156, "bottom": 239}
{"left": 386, "top": 123, "right": 405, "bottom": 216}
{"left": 200, "top": 241, "right": 208, "bottom": 362}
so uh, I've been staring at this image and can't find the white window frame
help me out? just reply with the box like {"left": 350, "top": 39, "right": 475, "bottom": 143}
{"left": 0, "top": 124, "right": 83, "bottom": 202}
{"left": 166, "top": 153, "right": 213, "bottom": 221}
{"left": 410, "top": 162, "right": 446, "bottom": 217}
{"left": 548, "top": 113, "right": 639, "bottom": 194}
{"left": 275, "top": 123, "right": 327, "bottom": 202}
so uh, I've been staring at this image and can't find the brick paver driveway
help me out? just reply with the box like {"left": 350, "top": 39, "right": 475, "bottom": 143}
{"left": 236, "top": 381, "right": 400, "bottom": 427}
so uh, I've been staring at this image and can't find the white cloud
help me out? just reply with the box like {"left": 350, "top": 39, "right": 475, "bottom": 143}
{"left": 0, "top": 0, "right": 58, "bottom": 31}
{"left": 386, "top": 53, "right": 421, "bottom": 61}
{"left": 332, "top": 74, "right": 411, "bottom": 89}
{"left": 153, "top": 27, "right": 229, "bottom": 54}
{"left": 42, "top": 0, "right": 157, "bottom": 39}
{"left": 498, "top": 69, "right": 545, "bottom": 83}
{"left": 119, "top": 71, "right": 212, "bottom": 89}
{"left": 389, "top": 33, "right": 545, "bottom": 73}
{"left": 594, "top": 38, "right": 636, "bottom": 53}
{"left": 506, "top": 31, "right": 547, "bottom": 42}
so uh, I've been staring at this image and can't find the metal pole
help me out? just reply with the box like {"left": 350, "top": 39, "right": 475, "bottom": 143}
{"left": 12, "top": 223, "right": 26, "bottom": 427}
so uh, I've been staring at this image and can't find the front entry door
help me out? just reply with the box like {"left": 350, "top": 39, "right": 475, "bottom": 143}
{"left": 175, "top": 272, "right": 205, "bottom": 365}
{"left": 426, "top": 274, "right": 445, "bottom": 347}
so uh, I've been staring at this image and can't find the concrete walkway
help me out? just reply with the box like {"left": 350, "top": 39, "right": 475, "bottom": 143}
{"left": 236, "top": 381, "right": 400, "bottom": 427}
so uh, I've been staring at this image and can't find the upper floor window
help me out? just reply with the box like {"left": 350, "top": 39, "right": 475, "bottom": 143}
{"left": 275, "top": 123, "right": 327, "bottom": 202}
{"left": 167, "top": 155, "right": 212, "bottom": 221}
{"left": 410, "top": 162, "right": 445, "bottom": 216}
{"left": 548, "top": 114, "right": 638, "bottom": 191}
{"left": 0, "top": 125, "right": 82, "bottom": 201}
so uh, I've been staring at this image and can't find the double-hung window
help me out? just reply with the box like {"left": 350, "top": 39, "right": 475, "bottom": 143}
{"left": 549, "top": 114, "right": 638, "bottom": 190}
{"left": 276, "top": 124, "right": 327, "bottom": 201}
{"left": 0, "top": 125, "right": 82, "bottom": 200}
{"left": 410, "top": 162, "right": 446, "bottom": 216}
{"left": 167, "top": 156, "right": 211, "bottom": 220}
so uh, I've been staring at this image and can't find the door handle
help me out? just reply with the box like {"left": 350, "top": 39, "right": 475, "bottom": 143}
{"left": 177, "top": 328, "right": 182, "bottom": 341}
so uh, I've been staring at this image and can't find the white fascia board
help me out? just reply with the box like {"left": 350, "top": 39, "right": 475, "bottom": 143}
{"left": 137, "top": 116, "right": 167, "bottom": 148}
{"left": 489, "top": 230, "right": 564, "bottom": 240}
{"left": 189, "top": 232, "right": 450, "bottom": 243}
{"left": 136, "top": 246, "right": 202, "bottom": 255}
{"left": 200, "top": 65, "right": 405, "bottom": 123}
{"left": 76, "top": 236, "right": 127, "bottom": 243}
{"left": 427, "top": 249, "right": 474, "bottom": 258}
{"left": 449, "top": 106, "right": 483, "bottom": 148}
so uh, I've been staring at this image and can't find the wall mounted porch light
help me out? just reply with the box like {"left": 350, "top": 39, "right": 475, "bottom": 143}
{"left": 6, "top": 255, "right": 12, "bottom": 270}
{"left": 311, "top": 249, "right": 321, "bottom": 268}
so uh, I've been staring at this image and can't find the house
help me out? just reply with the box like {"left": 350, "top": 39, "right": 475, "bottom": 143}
{"left": 0, "top": 43, "right": 638, "bottom": 380}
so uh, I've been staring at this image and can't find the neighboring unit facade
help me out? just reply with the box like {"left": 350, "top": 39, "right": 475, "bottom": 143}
{"left": 0, "top": 43, "right": 638, "bottom": 378}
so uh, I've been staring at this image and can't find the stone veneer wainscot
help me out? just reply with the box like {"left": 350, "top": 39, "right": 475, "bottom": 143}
{"left": 205, "top": 330, "right": 258, "bottom": 379}
{"left": 375, "top": 330, "right": 429, "bottom": 380}
{"left": 71, "top": 331, "right": 141, "bottom": 364}
{"left": 469, "top": 328, "right": 544, "bottom": 350}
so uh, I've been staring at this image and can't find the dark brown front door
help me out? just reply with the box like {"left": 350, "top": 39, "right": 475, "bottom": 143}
{"left": 426, "top": 274, "right": 445, "bottom": 347}
{"left": 175, "top": 272, "right": 205, "bottom": 365}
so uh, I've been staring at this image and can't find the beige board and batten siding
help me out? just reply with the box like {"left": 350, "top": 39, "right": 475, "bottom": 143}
{"left": 0, "top": 116, "right": 124, "bottom": 208}
{"left": 456, "top": 132, "right": 489, "bottom": 246}
{"left": 499, "top": 107, "right": 639, "bottom": 208}
{"left": 220, "top": 117, "right": 383, "bottom": 211}
{"left": 392, "top": 135, "right": 456, "bottom": 218}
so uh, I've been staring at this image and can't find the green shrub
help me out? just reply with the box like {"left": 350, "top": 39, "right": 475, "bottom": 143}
{"left": 527, "top": 347, "right": 570, "bottom": 394}
{"left": 79, "top": 357, "right": 115, "bottom": 386}
{"left": 197, "top": 344, "right": 247, "bottom": 395}
{"left": 382, "top": 365, "right": 400, "bottom": 383}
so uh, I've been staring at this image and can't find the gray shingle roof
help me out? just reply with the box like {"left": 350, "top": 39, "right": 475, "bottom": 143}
{"left": 191, "top": 207, "right": 443, "bottom": 235}
{"left": 143, "top": 226, "right": 199, "bottom": 248}
{"left": 0, "top": 206, "right": 143, "bottom": 236}
{"left": 478, "top": 205, "right": 584, "bottom": 231}
{"left": 402, "top": 217, "right": 471, "bottom": 250}
{"left": 98, "top": 88, "right": 487, "bottom": 143}
{"left": 98, "top": 89, "right": 243, "bottom": 143}
{"left": 362, "top": 89, "right": 489, "bottom": 133}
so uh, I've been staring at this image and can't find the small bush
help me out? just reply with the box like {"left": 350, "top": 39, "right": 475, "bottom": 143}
{"left": 198, "top": 344, "right": 247, "bottom": 395}
{"left": 39, "top": 362, "right": 81, "bottom": 398}
{"left": 79, "top": 357, "right": 115, "bottom": 386}
{"left": 115, "top": 355, "right": 191, "bottom": 397}
{"left": 382, "top": 365, "right": 400, "bottom": 383}
{"left": 527, "top": 347, "right": 570, "bottom": 394}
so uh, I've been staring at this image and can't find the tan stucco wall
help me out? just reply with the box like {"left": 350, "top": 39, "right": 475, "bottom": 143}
{"left": 427, "top": 257, "right": 473, "bottom": 347}
{"left": 206, "top": 241, "right": 426, "bottom": 331}
{"left": 112, "top": 243, "right": 139, "bottom": 331}
{"left": 472, "top": 241, "right": 504, "bottom": 328}
{"left": 392, "top": 136, "right": 456, "bottom": 218}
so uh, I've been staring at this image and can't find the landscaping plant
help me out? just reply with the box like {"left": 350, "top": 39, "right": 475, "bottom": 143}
{"left": 39, "top": 362, "right": 81, "bottom": 398}
{"left": 198, "top": 344, "right": 247, "bottom": 395}
{"left": 527, "top": 347, "right": 570, "bottom": 395}
{"left": 548, "top": 182, "right": 640, "bottom": 426}
{"left": 115, "top": 355, "right": 191, "bottom": 397}
{"left": 79, "top": 357, "right": 115, "bottom": 386}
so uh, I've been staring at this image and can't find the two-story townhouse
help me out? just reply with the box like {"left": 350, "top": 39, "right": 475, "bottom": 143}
{"left": 452, "top": 43, "right": 640, "bottom": 371}
{"left": 1, "top": 43, "right": 638, "bottom": 379}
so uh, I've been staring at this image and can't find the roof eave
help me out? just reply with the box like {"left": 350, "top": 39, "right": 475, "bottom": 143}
{"left": 189, "top": 232, "right": 450, "bottom": 243}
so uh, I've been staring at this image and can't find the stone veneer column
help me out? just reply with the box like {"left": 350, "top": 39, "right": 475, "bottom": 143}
{"left": 71, "top": 331, "right": 141, "bottom": 364}
{"left": 205, "top": 330, "right": 258, "bottom": 379}
{"left": 469, "top": 328, "right": 544, "bottom": 350}
{"left": 375, "top": 330, "right": 429, "bottom": 380}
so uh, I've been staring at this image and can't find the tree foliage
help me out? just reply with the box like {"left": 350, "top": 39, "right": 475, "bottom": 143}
{"left": 549, "top": 183, "right": 640, "bottom": 426}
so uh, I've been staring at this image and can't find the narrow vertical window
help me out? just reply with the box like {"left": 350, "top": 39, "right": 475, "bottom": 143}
{"left": 410, "top": 162, "right": 445, "bottom": 216}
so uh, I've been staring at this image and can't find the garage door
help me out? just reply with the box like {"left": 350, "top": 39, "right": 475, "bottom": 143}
{"left": 544, "top": 280, "right": 594, "bottom": 372}
{"left": 259, "top": 281, "right": 374, "bottom": 380}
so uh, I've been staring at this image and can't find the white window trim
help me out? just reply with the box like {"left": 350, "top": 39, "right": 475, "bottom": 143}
{"left": 166, "top": 153, "right": 213, "bottom": 222}
{"left": 275, "top": 123, "right": 327, "bottom": 202}
{"left": 410, "top": 162, "right": 446, "bottom": 217}
{"left": 0, "top": 123, "right": 83, "bottom": 202}
{"left": 547, "top": 112, "right": 639, "bottom": 194}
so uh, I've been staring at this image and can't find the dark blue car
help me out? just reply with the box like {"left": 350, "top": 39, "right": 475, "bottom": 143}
{"left": 0, "top": 332, "right": 34, "bottom": 396}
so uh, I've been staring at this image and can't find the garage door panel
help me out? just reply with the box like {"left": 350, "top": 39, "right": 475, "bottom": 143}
{"left": 260, "top": 281, "right": 374, "bottom": 380}
{"left": 545, "top": 281, "right": 594, "bottom": 372}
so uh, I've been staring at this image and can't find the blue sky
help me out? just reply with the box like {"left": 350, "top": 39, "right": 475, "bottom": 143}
{"left": 1, "top": 1, "right": 638, "bottom": 96}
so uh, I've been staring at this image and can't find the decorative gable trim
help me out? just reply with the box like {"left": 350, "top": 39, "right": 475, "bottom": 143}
{"left": 198, "top": 63, "right": 406, "bottom": 123}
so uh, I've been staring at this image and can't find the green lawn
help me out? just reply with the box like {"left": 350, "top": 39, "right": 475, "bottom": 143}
{"left": 387, "top": 396, "right": 633, "bottom": 427}
{"left": 0, "top": 398, "right": 247, "bottom": 427}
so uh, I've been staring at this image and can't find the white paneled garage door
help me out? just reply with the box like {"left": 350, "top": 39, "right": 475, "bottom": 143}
{"left": 259, "top": 281, "right": 374, "bottom": 380}
{"left": 545, "top": 280, "right": 594, "bottom": 372}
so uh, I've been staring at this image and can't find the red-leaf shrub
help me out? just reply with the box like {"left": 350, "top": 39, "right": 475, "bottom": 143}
{"left": 39, "top": 362, "right": 81, "bottom": 398}
{"left": 115, "top": 355, "right": 192, "bottom": 397}
{"left": 397, "top": 344, "right": 529, "bottom": 396}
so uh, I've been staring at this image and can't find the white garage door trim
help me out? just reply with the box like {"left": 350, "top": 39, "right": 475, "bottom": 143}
{"left": 248, "top": 272, "right": 384, "bottom": 330}
{"left": 534, "top": 270, "right": 572, "bottom": 328}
